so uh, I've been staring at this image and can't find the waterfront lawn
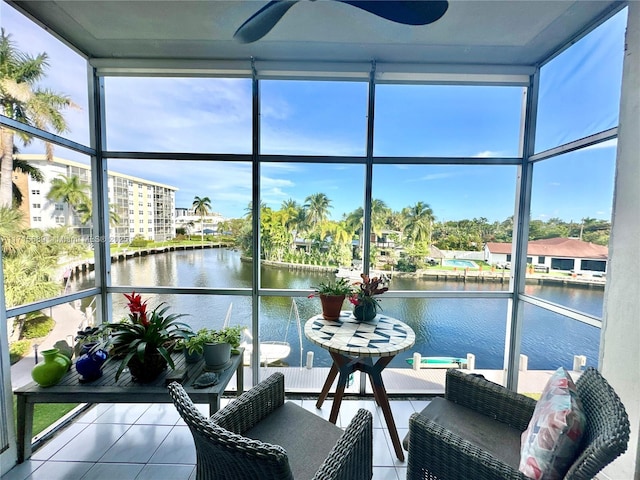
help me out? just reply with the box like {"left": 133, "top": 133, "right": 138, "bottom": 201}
{"left": 13, "top": 397, "right": 79, "bottom": 437}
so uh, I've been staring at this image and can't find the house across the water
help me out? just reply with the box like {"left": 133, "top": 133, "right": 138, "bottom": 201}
{"left": 484, "top": 238, "right": 608, "bottom": 275}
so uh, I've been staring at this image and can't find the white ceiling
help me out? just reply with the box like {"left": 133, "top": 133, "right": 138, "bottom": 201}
{"left": 10, "top": 0, "right": 622, "bottom": 67}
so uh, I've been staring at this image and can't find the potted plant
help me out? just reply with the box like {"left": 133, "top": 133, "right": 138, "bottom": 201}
{"left": 97, "top": 292, "right": 193, "bottom": 382}
{"left": 201, "top": 325, "right": 244, "bottom": 370}
{"left": 349, "top": 273, "right": 389, "bottom": 322}
{"left": 179, "top": 328, "right": 209, "bottom": 364}
{"left": 309, "top": 277, "right": 353, "bottom": 320}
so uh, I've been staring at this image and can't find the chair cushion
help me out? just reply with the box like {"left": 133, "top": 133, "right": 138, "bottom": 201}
{"left": 244, "top": 401, "right": 344, "bottom": 479}
{"left": 519, "top": 367, "right": 586, "bottom": 480}
{"left": 404, "top": 396, "right": 523, "bottom": 469}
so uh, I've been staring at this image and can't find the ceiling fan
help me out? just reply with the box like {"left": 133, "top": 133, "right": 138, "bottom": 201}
{"left": 233, "top": 0, "right": 449, "bottom": 44}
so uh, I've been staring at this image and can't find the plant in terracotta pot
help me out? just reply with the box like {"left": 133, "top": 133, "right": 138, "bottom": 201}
{"left": 98, "top": 292, "right": 193, "bottom": 382}
{"left": 349, "top": 273, "right": 389, "bottom": 322}
{"left": 309, "top": 277, "right": 353, "bottom": 320}
{"left": 200, "top": 325, "right": 244, "bottom": 370}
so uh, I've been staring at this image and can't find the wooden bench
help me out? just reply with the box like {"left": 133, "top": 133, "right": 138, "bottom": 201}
{"left": 14, "top": 348, "right": 244, "bottom": 463}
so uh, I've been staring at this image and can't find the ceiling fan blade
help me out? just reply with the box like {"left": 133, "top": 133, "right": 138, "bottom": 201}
{"left": 340, "top": 0, "right": 449, "bottom": 26}
{"left": 234, "top": 1, "right": 299, "bottom": 43}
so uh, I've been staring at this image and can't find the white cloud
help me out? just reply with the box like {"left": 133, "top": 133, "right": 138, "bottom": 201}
{"left": 473, "top": 150, "right": 502, "bottom": 158}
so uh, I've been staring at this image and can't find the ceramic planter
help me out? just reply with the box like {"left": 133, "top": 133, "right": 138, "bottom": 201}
{"left": 320, "top": 294, "right": 345, "bottom": 321}
{"left": 203, "top": 342, "right": 231, "bottom": 370}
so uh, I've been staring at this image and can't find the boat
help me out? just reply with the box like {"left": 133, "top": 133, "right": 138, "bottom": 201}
{"left": 242, "top": 338, "right": 291, "bottom": 366}
{"left": 240, "top": 299, "right": 302, "bottom": 366}
{"left": 405, "top": 356, "right": 468, "bottom": 369}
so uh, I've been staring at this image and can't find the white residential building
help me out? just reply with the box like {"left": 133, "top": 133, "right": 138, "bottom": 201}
{"left": 15, "top": 155, "right": 177, "bottom": 242}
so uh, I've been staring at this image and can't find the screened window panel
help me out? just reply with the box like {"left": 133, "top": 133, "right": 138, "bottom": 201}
{"left": 374, "top": 85, "right": 524, "bottom": 157}
{"left": 4, "top": 148, "right": 95, "bottom": 308}
{"left": 535, "top": 9, "right": 627, "bottom": 153}
{"left": 520, "top": 303, "right": 600, "bottom": 391}
{"left": 260, "top": 80, "right": 368, "bottom": 156}
{"left": 527, "top": 146, "right": 614, "bottom": 315}
{"left": 259, "top": 162, "right": 365, "bottom": 288}
{"left": 1, "top": 5, "right": 90, "bottom": 147}
{"left": 104, "top": 78, "right": 252, "bottom": 153}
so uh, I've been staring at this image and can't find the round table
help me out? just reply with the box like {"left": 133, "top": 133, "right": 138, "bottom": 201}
{"left": 305, "top": 311, "right": 415, "bottom": 461}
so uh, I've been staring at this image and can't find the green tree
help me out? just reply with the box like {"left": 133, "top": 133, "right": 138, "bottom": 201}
{"left": 192, "top": 195, "right": 212, "bottom": 242}
{"left": 0, "top": 206, "right": 25, "bottom": 255}
{"left": 0, "top": 29, "right": 75, "bottom": 207}
{"left": 46, "top": 175, "right": 90, "bottom": 226}
{"left": 12, "top": 156, "right": 44, "bottom": 206}
{"left": 304, "top": 192, "right": 332, "bottom": 230}
{"left": 76, "top": 201, "right": 121, "bottom": 228}
{"left": 403, "top": 201, "right": 434, "bottom": 245}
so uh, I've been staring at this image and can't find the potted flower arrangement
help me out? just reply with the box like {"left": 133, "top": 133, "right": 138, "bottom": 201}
{"left": 309, "top": 277, "right": 353, "bottom": 320}
{"left": 98, "top": 292, "right": 193, "bottom": 382}
{"left": 200, "top": 325, "right": 244, "bottom": 370}
{"left": 179, "top": 328, "right": 209, "bottom": 364}
{"left": 349, "top": 273, "right": 389, "bottom": 322}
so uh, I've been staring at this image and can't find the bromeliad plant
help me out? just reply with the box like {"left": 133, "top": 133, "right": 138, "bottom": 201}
{"left": 99, "top": 292, "right": 193, "bottom": 381}
{"left": 349, "top": 273, "right": 389, "bottom": 313}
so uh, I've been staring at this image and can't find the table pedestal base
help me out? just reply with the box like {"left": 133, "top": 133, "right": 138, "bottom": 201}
{"left": 316, "top": 352, "right": 405, "bottom": 461}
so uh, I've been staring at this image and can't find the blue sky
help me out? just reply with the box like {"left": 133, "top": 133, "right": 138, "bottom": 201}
{"left": 3, "top": 4, "right": 626, "bottom": 224}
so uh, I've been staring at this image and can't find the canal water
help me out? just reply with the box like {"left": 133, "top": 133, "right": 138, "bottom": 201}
{"left": 75, "top": 248, "right": 602, "bottom": 371}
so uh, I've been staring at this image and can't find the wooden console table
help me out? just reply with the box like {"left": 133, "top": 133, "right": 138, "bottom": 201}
{"left": 14, "top": 348, "right": 244, "bottom": 463}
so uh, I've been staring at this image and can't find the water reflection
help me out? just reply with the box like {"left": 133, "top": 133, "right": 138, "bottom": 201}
{"left": 75, "top": 248, "right": 602, "bottom": 370}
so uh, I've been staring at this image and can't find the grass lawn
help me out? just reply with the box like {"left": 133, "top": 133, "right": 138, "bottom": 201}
{"left": 13, "top": 397, "right": 79, "bottom": 437}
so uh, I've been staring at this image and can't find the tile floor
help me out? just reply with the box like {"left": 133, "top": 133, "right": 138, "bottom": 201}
{"left": 2, "top": 398, "right": 429, "bottom": 480}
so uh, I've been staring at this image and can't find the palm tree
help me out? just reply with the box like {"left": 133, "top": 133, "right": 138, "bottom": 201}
{"left": 76, "top": 201, "right": 121, "bottom": 227}
{"left": 0, "top": 29, "right": 76, "bottom": 208}
{"left": 46, "top": 174, "right": 90, "bottom": 226}
{"left": 12, "top": 157, "right": 44, "bottom": 206}
{"left": 0, "top": 206, "right": 25, "bottom": 256}
{"left": 304, "top": 193, "right": 332, "bottom": 229}
{"left": 403, "top": 201, "right": 435, "bottom": 246}
{"left": 192, "top": 195, "right": 212, "bottom": 242}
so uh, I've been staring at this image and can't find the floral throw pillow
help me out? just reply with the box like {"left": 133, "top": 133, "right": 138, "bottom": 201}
{"left": 519, "top": 367, "right": 586, "bottom": 480}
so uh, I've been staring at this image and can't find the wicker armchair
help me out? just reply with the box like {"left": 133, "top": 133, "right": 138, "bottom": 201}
{"left": 168, "top": 372, "right": 373, "bottom": 480}
{"left": 404, "top": 367, "right": 630, "bottom": 480}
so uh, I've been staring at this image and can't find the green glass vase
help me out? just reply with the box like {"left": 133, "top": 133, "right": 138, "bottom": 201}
{"left": 31, "top": 348, "right": 68, "bottom": 387}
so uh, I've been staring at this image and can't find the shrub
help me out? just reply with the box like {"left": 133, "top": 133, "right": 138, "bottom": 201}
{"left": 129, "top": 235, "right": 149, "bottom": 247}
{"left": 396, "top": 257, "right": 417, "bottom": 272}
{"left": 9, "top": 340, "right": 31, "bottom": 364}
{"left": 22, "top": 314, "right": 55, "bottom": 339}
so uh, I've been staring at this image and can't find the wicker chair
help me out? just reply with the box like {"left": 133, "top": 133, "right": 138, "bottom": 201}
{"left": 168, "top": 372, "right": 373, "bottom": 480}
{"left": 404, "top": 367, "right": 630, "bottom": 480}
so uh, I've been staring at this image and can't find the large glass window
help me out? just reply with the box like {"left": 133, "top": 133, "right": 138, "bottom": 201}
{"left": 102, "top": 159, "right": 252, "bottom": 288}
{"left": 3, "top": 148, "right": 94, "bottom": 306}
{"left": 104, "top": 78, "right": 252, "bottom": 153}
{"left": 519, "top": 303, "right": 600, "bottom": 393}
{"left": 373, "top": 164, "right": 517, "bottom": 290}
{"left": 259, "top": 162, "right": 365, "bottom": 288}
{"left": 527, "top": 146, "right": 615, "bottom": 315}
{"left": 374, "top": 85, "right": 524, "bottom": 157}
{"left": 260, "top": 80, "right": 368, "bottom": 156}
{"left": 1, "top": 5, "right": 90, "bottom": 147}
{"left": 535, "top": 9, "right": 627, "bottom": 152}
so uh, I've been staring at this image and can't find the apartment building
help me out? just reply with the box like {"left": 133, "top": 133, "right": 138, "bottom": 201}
{"left": 15, "top": 155, "right": 177, "bottom": 242}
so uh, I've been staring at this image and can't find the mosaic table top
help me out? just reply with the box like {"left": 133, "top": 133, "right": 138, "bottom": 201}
{"left": 304, "top": 311, "right": 416, "bottom": 358}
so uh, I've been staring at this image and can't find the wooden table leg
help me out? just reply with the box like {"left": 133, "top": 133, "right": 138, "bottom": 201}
{"left": 329, "top": 369, "right": 349, "bottom": 424}
{"left": 236, "top": 360, "right": 244, "bottom": 396}
{"left": 367, "top": 356, "right": 405, "bottom": 461}
{"left": 316, "top": 363, "right": 338, "bottom": 408}
{"left": 16, "top": 396, "right": 34, "bottom": 463}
